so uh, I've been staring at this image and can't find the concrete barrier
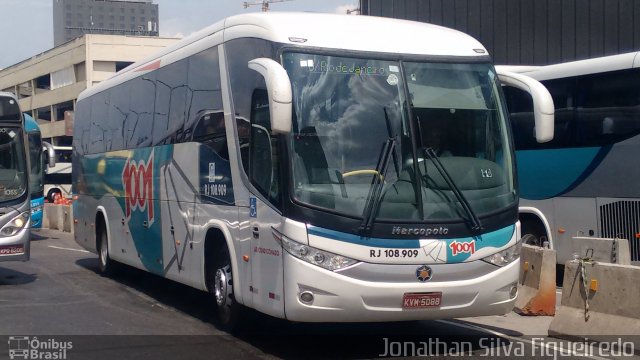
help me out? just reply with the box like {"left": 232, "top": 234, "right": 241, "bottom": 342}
{"left": 572, "top": 236, "right": 631, "bottom": 264}
{"left": 42, "top": 204, "right": 51, "bottom": 229}
{"left": 514, "top": 244, "right": 556, "bottom": 316}
{"left": 62, "top": 205, "right": 73, "bottom": 233}
{"left": 549, "top": 261, "right": 640, "bottom": 341}
{"left": 43, "top": 204, "right": 74, "bottom": 233}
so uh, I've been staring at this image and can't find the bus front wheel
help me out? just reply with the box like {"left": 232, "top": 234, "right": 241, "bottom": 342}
{"left": 47, "top": 188, "right": 62, "bottom": 203}
{"left": 209, "top": 246, "right": 243, "bottom": 331}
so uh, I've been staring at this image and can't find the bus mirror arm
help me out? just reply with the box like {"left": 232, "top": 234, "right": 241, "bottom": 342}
{"left": 248, "top": 58, "right": 293, "bottom": 134}
{"left": 497, "top": 70, "right": 555, "bottom": 143}
{"left": 43, "top": 141, "right": 56, "bottom": 168}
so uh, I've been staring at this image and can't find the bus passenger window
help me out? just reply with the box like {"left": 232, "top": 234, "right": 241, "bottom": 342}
{"left": 192, "top": 110, "right": 228, "bottom": 160}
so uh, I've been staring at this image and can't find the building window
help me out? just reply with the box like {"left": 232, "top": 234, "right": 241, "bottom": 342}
{"left": 140, "top": 17, "right": 146, "bottom": 23}
{"left": 130, "top": 16, "right": 135, "bottom": 22}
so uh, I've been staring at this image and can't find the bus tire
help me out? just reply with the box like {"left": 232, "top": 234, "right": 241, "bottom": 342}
{"left": 209, "top": 245, "right": 243, "bottom": 332}
{"left": 47, "top": 188, "right": 62, "bottom": 203}
{"left": 97, "top": 223, "right": 118, "bottom": 276}
{"left": 521, "top": 233, "right": 542, "bottom": 247}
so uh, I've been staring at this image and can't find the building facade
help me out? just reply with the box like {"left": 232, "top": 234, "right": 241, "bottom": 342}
{"left": 53, "top": 0, "right": 159, "bottom": 46}
{"left": 360, "top": 0, "right": 640, "bottom": 65}
{"left": 0, "top": 35, "right": 178, "bottom": 146}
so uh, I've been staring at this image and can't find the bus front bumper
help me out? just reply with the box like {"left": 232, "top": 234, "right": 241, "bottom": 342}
{"left": 0, "top": 228, "right": 31, "bottom": 262}
{"left": 283, "top": 252, "right": 518, "bottom": 322}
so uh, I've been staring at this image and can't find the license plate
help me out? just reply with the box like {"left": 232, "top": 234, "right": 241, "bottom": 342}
{"left": 402, "top": 292, "right": 442, "bottom": 309}
{"left": 0, "top": 245, "right": 24, "bottom": 255}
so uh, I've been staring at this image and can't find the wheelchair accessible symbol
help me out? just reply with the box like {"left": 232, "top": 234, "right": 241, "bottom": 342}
{"left": 250, "top": 197, "right": 257, "bottom": 218}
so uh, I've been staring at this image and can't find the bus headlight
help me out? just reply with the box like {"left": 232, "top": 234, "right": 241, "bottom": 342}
{"left": 272, "top": 228, "right": 359, "bottom": 271}
{"left": 0, "top": 212, "right": 30, "bottom": 237}
{"left": 482, "top": 240, "right": 522, "bottom": 267}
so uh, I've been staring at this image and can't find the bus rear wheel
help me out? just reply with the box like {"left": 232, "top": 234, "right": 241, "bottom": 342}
{"left": 98, "top": 225, "right": 118, "bottom": 276}
{"left": 209, "top": 247, "right": 243, "bottom": 331}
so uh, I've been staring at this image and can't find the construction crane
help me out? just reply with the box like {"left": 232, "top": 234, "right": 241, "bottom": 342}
{"left": 243, "top": 0, "right": 294, "bottom": 12}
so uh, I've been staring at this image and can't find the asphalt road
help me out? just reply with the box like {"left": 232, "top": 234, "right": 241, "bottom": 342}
{"left": 0, "top": 229, "right": 622, "bottom": 360}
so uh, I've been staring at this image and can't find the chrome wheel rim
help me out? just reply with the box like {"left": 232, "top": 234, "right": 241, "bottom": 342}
{"left": 214, "top": 268, "right": 227, "bottom": 306}
{"left": 100, "top": 237, "right": 108, "bottom": 266}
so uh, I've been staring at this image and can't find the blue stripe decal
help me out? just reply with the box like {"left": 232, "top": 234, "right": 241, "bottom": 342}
{"left": 307, "top": 225, "right": 515, "bottom": 252}
{"left": 516, "top": 147, "right": 610, "bottom": 200}
{"left": 307, "top": 226, "right": 421, "bottom": 248}
{"left": 30, "top": 197, "right": 44, "bottom": 229}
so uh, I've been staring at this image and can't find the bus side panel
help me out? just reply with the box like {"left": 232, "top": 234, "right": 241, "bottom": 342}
{"left": 30, "top": 197, "right": 44, "bottom": 229}
{"left": 159, "top": 143, "right": 236, "bottom": 290}
{"left": 73, "top": 195, "right": 95, "bottom": 252}
{"left": 550, "top": 197, "right": 598, "bottom": 263}
{"left": 76, "top": 149, "right": 168, "bottom": 273}
{"left": 522, "top": 196, "right": 598, "bottom": 264}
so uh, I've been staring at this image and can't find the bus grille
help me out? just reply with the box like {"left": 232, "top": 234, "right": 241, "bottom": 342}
{"left": 599, "top": 200, "right": 640, "bottom": 262}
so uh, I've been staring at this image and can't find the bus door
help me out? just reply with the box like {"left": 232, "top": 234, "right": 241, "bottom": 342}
{"left": 238, "top": 88, "right": 285, "bottom": 319}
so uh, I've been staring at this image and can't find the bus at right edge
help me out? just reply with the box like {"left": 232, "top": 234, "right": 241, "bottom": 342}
{"left": 501, "top": 52, "right": 640, "bottom": 264}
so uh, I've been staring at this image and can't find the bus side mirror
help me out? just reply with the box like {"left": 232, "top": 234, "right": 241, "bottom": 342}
{"left": 248, "top": 58, "right": 293, "bottom": 134}
{"left": 496, "top": 70, "right": 554, "bottom": 143}
{"left": 43, "top": 141, "right": 56, "bottom": 168}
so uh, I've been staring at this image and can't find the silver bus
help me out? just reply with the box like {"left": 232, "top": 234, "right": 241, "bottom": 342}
{"left": 0, "top": 92, "right": 30, "bottom": 262}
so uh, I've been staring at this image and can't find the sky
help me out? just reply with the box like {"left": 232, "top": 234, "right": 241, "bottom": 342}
{"left": 0, "top": 0, "right": 358, "bottom": 68}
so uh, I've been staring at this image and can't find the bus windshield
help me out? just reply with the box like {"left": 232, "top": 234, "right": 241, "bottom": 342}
{"left": 0, "top": 126, "right": 27, "bottom": 202}
{"left": 283, "top": 52, "right": 515, "bottom": 223}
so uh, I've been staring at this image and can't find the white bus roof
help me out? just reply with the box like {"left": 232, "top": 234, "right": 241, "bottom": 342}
{"left": 497, "top": 51, "right": 640, "bottom": 81}
{"left": 79, "top": 12, "right": 489, "bottom": 101}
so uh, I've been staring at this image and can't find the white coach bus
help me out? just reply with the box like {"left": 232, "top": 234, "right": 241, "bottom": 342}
{"left": 72, "top": 13, "right": 553, "bottom": 329}
{"left": 501, "top": 52, "right": 640, "bottom": 263}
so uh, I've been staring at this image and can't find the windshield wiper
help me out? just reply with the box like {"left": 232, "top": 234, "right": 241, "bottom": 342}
{"left": 383, "top": 107, "right": 401, "bottom": 179}
{"left": 423, "top": 147, "right": 483, "bottom": 232}
{"left": 358, "top": 137, "right": 396, "bottom": 235}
